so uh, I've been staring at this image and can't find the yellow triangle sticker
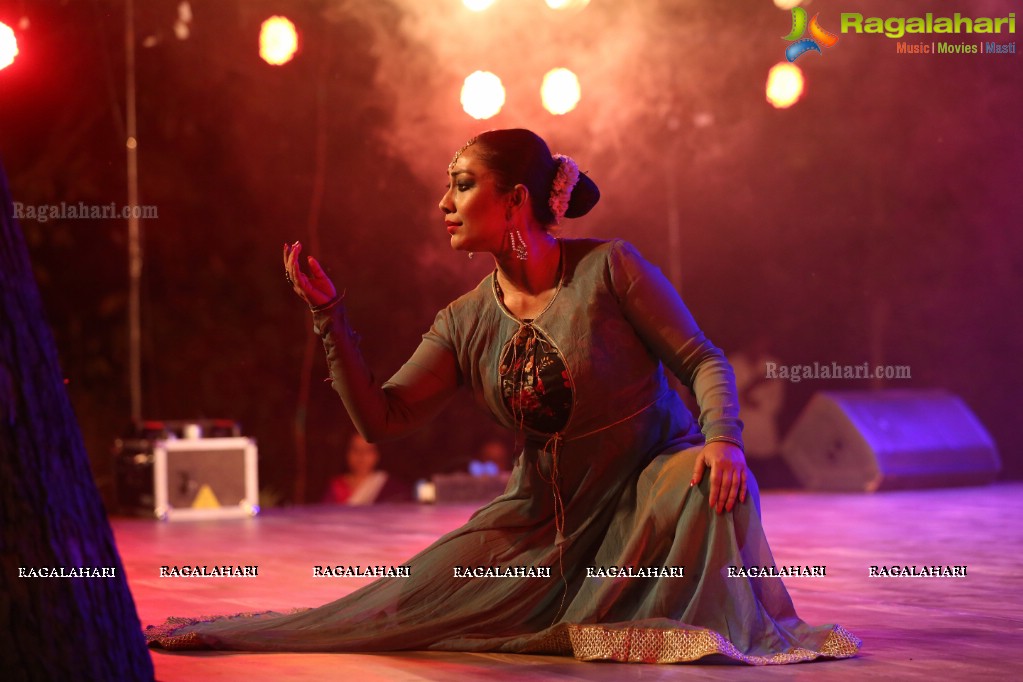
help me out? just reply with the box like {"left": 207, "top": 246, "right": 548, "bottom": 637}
{"left": 191, "top": 484, "right": 221, "bottom": 509}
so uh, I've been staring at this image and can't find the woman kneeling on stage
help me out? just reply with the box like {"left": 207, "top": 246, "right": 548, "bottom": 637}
{"left": 146, "top": 128, "right": 860, "bottom": 665}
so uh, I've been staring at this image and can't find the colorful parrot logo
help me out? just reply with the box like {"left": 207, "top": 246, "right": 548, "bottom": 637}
{"left": 783, "top": 7, "right": 839, "bottom": 62}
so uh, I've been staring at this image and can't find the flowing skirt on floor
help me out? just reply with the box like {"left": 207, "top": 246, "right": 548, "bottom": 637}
{"left": 146, "top": 442, "right": 860, "bottom": 665}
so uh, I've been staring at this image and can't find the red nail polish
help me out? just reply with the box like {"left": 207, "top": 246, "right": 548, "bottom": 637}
{"left": 689, "top": 479, "right": 695, "bottom": 487}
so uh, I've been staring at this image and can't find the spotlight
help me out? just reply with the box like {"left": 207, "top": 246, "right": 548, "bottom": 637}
{"left": 766, "top": 62, "right": 804, "bottom": 109}
{"left": 175, "top": 1, "right": 193, "bottom": 41}
{"left": 545, "top": 0, "right": 591, "bottom": 10}
{"left": 540, "top": 68, "right": 581, "bottom": 115}
{"left": 461, "top": 71, "right": 505, "bottom": 120}
{"left": 463, "top": 0, "right": 497, "bottom": 11}
{"left": 259, "top": 16, "right": 299, "bottom": 66}
{"left": 772, "top": 0, "right": 804, "bottom": 10}
{"left": 0, "top": 22, "right": 18, "bottom": 71}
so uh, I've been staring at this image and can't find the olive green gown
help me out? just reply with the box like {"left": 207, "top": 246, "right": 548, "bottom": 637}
{"left": 146, "top": 239, "right": 860, "bottom": 664}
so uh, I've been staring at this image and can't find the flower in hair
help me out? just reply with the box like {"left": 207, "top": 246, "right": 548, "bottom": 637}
{"left": 549, "top": 154, "right": 580, "bottom": 224}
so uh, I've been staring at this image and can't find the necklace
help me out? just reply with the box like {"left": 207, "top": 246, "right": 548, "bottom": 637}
{"left": 493, "top": 240, "right": 564, "bottom": 322}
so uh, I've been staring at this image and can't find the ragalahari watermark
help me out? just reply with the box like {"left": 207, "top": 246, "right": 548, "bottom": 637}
{"left": 11, "top": 201, "right": 158, "bottom": 223}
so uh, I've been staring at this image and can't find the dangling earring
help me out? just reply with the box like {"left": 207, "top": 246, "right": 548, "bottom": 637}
{"left": 507, "top": 222, "right": 528, "bottom": 261}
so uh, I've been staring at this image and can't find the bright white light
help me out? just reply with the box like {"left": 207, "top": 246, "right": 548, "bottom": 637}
{"left": 772, "top": 0, "right": 804, "bottom": 10}
{"left": 0, "top": 22, "right": 19, "bottom": 71}
{"left": 259, "top": 16, "right": 298, "bottom": 66}
{"left": 540, "top": 68, "right": 581, "bottom": 116}
{"left": 545, "top": 0, "right": 591, "bottom": 9}
{"left": 766, "top": 62, "right": 804, "bottom": 109}
{"left": 461, "top": 71, "right": 505, "bottom": 120}
{"left": 463, "top": 0, "right": 497, "bottom": 11}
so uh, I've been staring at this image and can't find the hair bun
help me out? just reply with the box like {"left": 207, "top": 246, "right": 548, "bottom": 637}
{"left": 565, "top": 172, "right": 600, "bottom": 219}
{"left": 470, "top": 129, "right": 600, "bottom": 225}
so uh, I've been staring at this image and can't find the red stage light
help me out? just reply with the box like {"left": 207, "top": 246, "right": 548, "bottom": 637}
{"left": 259, "top": 16, "right": 298, "bottom": 66}
{"left": 541, "top": 68, "right": 581, "bottom": 115}
{"left": 461, "top": 71, "right": 505, "bottom": 120}
{"left": 766, "top": 62, "right": 804, "bottom": 109}
{"left": 0, "top": 22, "right": 18, "bottom": 71}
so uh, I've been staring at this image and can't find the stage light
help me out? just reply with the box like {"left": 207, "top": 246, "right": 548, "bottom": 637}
{"left": 772, "top": 0, "right": 804, "bottom": 10}
{"left": 259, "top": 16, "right": 298, "bottom": 66}
{"left": 765, "top": 62, "right": 804, "bottom": 109}
{"left": 545, "top": 0, "right": 591, "bottom": 10}
{"left": 0, "top": 22, "right": 18, "bottom": 71}
{"left": 463, "top": 0, "right": 497, "bottom": 11}
{"left": 461, "top": 71, "right": 505, "bottom": 120}
{"left": 541, "top": 68, "right": 581, "bottom": 116}
{"left": 175, "top": 1, "right": 193, "bottom": 41}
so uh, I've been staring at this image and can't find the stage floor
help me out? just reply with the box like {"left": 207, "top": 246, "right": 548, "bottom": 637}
{"left": 117, "top": 483, "right": 1023, "bottom": 681}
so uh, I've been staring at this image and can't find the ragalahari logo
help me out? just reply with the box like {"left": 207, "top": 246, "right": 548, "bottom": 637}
{"left": 783, "top": 7, "right": 839, "bottom": 61}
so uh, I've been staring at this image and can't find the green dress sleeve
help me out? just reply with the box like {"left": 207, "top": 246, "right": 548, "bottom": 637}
{"left": 311, "top": 302, "right": 461, "bottom": 442}
{"left": 606, "top": 239, "right": 744, "bottom": 448}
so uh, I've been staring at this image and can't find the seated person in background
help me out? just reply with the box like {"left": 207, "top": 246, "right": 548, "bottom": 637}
{"left": 324, "top": 433, "right": 407, "bottom": 505}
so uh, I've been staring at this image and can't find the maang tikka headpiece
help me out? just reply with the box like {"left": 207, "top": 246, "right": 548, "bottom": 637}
{"left": 448, "top": 136, "right": 478, "bottom": 170}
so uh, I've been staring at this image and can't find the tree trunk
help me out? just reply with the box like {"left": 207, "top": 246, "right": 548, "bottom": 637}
{"left": 0, "top": 164, "right": 154, "bottom": 680}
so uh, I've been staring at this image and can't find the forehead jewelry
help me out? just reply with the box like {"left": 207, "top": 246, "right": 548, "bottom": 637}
{"left": 448, "top": 136, "right": 478, "bottom": 170}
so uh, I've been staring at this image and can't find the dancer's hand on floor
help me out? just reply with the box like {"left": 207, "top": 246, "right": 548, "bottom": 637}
{"left": 692, "top": 441, "right": 748, "bottom": 514}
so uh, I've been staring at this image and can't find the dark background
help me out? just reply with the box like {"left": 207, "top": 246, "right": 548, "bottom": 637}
{"left": 1, "top": 0, "right": 1019, "bottom": 507}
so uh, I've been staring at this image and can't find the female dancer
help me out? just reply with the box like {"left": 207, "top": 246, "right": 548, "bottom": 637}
{"left": 148, "top": 128, "right": 859, "bottom": 664}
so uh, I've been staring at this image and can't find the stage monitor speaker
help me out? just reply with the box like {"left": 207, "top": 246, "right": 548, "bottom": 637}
{"left": 153, "top": 437, "right": 260, "bottom": 520}
{"left": 781, "top": 390, "right": 1000, "bottom": 492}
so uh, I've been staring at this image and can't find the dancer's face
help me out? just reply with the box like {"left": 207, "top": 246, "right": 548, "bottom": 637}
{"left": 438, "top": 147, "right": 510, "bottom": 254}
